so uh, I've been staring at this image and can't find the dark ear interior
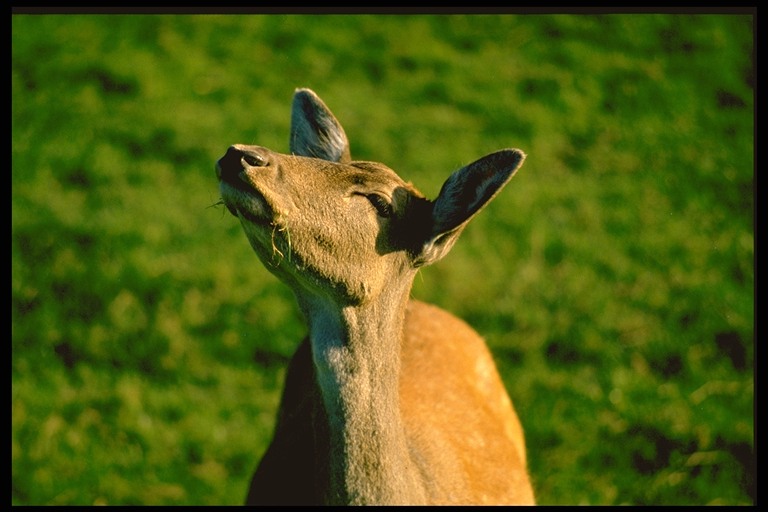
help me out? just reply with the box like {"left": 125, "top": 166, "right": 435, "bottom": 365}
{"left": 415, "top": 149, "right": 526, "bottom": 267}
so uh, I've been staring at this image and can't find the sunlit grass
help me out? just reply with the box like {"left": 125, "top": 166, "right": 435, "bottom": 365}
{"left": 12, "top": 13, "right": 753, "bottom": 505}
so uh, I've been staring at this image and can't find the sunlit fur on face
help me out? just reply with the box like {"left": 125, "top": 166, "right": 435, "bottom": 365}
{"left": 219, "top": 149, "right": 431, "bottom": 305}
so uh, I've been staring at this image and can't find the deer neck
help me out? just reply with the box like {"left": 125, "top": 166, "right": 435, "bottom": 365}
{"left": 296, "top": 276, "right": 427, "bottom": 505}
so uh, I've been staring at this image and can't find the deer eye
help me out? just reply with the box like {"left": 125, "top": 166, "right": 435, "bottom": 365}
{"left": 366, "top": 193, "right": 393, "bottom": 218}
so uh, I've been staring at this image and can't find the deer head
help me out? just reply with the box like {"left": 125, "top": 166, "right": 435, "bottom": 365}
{"left": 216, "top": 88, "right": 525, "bottom": 307}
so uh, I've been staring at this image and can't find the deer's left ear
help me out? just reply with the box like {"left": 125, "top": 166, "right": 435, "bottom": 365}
{"left": 415, "top": 149, "right": 526, "bottom": 267}
{"left": 289, "top": 88, "right": 351, "bottom": 163}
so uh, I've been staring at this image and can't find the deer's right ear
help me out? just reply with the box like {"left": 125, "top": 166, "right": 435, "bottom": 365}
{"left": 289, "top": 88, "right": 351, "bottom": 163}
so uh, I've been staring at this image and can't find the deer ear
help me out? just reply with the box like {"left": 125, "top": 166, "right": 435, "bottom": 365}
{"left": 416, "top": 149, "right": 526, "bottom": 267}
{"left": 289, "top": 88, "right": 351, "bottom": 163}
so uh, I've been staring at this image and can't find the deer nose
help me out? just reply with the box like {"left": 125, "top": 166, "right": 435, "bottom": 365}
{"left": 216, "top": 145, "right": 270, "bottom": 182}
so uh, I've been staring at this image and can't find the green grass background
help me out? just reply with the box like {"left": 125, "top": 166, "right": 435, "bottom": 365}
{"left": 12, "top": 13, "right": 754, "bottom": 505}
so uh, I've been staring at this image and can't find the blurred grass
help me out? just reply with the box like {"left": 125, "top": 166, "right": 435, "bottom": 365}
{"left": 12, "top": 13, "right": 753, "bottom": 505}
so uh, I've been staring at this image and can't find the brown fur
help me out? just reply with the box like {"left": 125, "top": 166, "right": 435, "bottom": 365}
{"left": 216, "top": 88, "right": 535, "bottom": 505}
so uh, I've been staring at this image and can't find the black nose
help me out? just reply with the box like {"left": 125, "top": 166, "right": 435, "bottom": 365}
{"left": 216, "top": 145, "right": 269, "bottom": 183}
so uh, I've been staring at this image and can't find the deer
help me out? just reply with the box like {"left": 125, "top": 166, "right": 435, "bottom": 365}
{"left": 215, "top": 88, "right": 535, "bottom": 505}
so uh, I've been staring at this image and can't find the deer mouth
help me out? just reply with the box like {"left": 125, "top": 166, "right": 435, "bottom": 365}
{"left": 218, "top": 179, "right": 272, "bottom": 225}
{"left": 216, "top": 145, "right": 276, "bottom": 223}
{"left": 216, "top": 170, "right": 269, "bottom": 226}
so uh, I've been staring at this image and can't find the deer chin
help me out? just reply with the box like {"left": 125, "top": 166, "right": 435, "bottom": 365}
{"left": 220, "top": 181, "right": 273, "bottom": 224}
